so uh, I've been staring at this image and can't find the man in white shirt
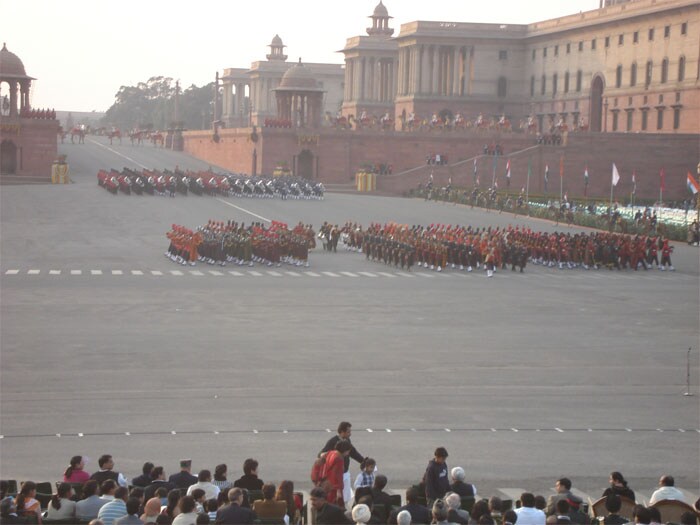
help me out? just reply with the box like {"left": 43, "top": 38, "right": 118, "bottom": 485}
{"left": 649, "top": 476, "right": 686, "bottom": 505}
{"left": 186, "top": 469, "right": 220, "bottom": 500}
{"left": 515, "top": 493, "right": 546, "bottom": 525}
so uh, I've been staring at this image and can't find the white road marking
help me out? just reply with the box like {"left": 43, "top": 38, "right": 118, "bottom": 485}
{"left": 131, "top": 270, "right": 143, "bottom": 275}
{"left": 396, "top": 272, "right": 414, "bottom": 277}
{"left": 322, "top": 271, "right": 340, "bottom": 277}
{"left": 190, "top": 270, "right": 204, "bottom": 276}
{"left": 170, "top": 270, "right": 183, "bottom": 275}
{"left": 358, "top": 272, "right": 377, "bottom": 277}
{"left": 112, "top": 270, "right": 123, "bottom": 275}
{"left": 90, "top": 270, "right": 102, "bottom": 275}
{"left": 267, "top": 271, "right": 282, "bottom": 276}
{"left": 4, "top": 270, "right": 19, "bottom": 275}
{"left": 87, "top": 138, "right": 149, "bottom": 169}
{"left": 306, "top": 271, "right": 321, "bottom": 277}
{"left": 377, "top": 272, "right": 396, "bottom": 278}
{"left": 151, "top": 270, "right": 163, "bottom": 276}
{"left": 214, "top": 197, "right": 271, "bottom": 223}
{"left": 249, "top": 271, "right": 263, "bottom": 277}
{"left": 49, "top": 270, "right": 61, "bottom": 275}
{"left": 70, "top": 270, "right": 82, "bottom": 275}
{"left": 285, "top": 271, "right": 302, "bottom": 277}
{"left": 228, "top": 271, "right": 244, "bottom": 276}
{"left": 340, "top": 271, "right": 358, "bottom": 277}
{"left": 416, "top": 272, "right": 434, "bottom": 278}
{"left": 27, "top": 269, "right": 40, "bottom": 275}
{"left": 209, "top": 271, "right": 224, "bottom": 276}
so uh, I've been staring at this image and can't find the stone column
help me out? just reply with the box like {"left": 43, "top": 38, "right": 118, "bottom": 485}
{"left": 9, "top": 81, "right": 17, "bottom": 117}
{"left": 452, "top": 46, "right": 460, "bottom": 96}
{"left": 432, "top": 46, "right": 440, "bottom": 97}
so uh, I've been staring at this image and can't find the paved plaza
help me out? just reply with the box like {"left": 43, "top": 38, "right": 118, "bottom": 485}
{"left": 1, "top": 137, "right": 698, "bottom": 502}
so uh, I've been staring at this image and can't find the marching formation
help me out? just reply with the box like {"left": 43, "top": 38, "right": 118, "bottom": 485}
{"left": 165, "top": 221, "right": 317, "bottom": 268}
{"left": 339, "top": 223, "right": 675, "bottom": 277}
{"left": 98, "top": 168, "right": 325, "bottom": 200}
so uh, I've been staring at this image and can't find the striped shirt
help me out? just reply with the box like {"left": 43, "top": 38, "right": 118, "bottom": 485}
{"left": 97, "top": 499, "right": 127, "bottom": 525}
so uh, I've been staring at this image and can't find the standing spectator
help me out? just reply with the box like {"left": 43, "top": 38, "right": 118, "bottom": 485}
{"left": 145, "top": 467, "right": 175, "bottom": 501}
{"left": 172, "top": 496, "right": 198, "bottom": 525}
{"left": 115, "top": 498, "right": 144, "bottom": 525}
{"left": 132, "top": 463, "right": 155, "bottom": 488}
{"left": 649, "top": 475, "right": 686, "bottom": 504}
{"left": 13, "top": 481, "right": 42, "bottom": 523}
{"left": 424, "top": 447, "right": 450, "bottom": 507}
{"left": 450, "top": 467, "right": 477, "bottom": 498}
{"left": 97, "top": 486, "right": 129, "bottom": 525}
{"left": 213, "top": 465, "right": 232, "bottom": 491}
{"left": 47, "top": 483, "right": 77, "bottom": 520}
{"left": 78, "top": 480, "right": 109, "bottom": 521}
{"left": 64, "top": 455, "right": 91, "bottom": 483}
{"left": 91, "top": 454, "right": 128, "bottom": 487}
{"left": 603, "top": 473, "right": 636, "bottom": 503}
{"left": 322, "top": 440, "right": 353, "bottom": 506}
{"left": 321, "top": 422, "right": 365, "bottom": 505}
{"left": 233, "top": 459, "right": 264, "bottom": 492}
{"left": 514, "top": 493, "right": 546, "bottom": 525}
{"left": 188, "top": 470, "right": 221, "bottom": 501}
{"left": 169, "top": 460, "right": 198, "bottom": 491}
{"left": 353, "top": 458, "right": 376, "bottom": 491}
{"left": 215, "top": 487, "right": 257, "bottom": 524}
{"left": 252, "top": 484, "right": 286, "bottom": 520}
{"left": 309, "top": 487, "right": 348, "bottom": 525}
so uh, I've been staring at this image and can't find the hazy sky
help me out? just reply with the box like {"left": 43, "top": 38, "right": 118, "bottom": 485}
{"left": 2, "top": 0, "right": 599, "bottom": 112}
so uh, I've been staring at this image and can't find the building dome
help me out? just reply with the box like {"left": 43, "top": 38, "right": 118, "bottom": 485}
{"left": 271, "top": 34, "right": 284, "bottom": 47}
{"left": 0, "top": 43, "right": 30, "bottom": 79}
{"left": 278, "top": 60, "right": 320, "bottom": 90}
{"left": 372, "top": 1, "right": 389, "bottom": 17}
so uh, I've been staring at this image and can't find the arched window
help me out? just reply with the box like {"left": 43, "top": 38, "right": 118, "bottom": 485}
{"left": 530, "top": 75, "right": 535, "bottom": 97}
{"left": 564, "top": 71, "right": 570, "bottom": 93}
{"left": 661, "top": 58, "right": 668, "bottom": 83}
{"left": 630, "top": 62, "right": 637, "bottom": 86}
{"left": 678, "top": 56, "right": 686, "bottom": 81}
{"left": 645, "top": 60, "right": 653, "bottom": 86}
{"left": 541, "top": 74, "right": 547, "bottom": 95}
{"left": 497, "top": 77, "right": 507, "bottom": 98}
{"left": 616, "top": 65, "right": 623, "bottom": 88}
{"left": 576, "top": 70, "right": 583, "bottom": 92}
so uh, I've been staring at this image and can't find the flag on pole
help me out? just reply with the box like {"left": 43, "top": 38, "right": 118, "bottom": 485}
{"left": 612, "top": 163, "right": 620, "bottom": 187}
{"left": 473, "top": 157, "right": 478, "bottom": 184}
{"left": 494, "top": 179, "right": 498, "bottom": 189}
{"left": 688, "top": 171, "right": 700, "bottom": 194}
{"left": 584, "top": 165, "right": 589, "bottom": 185}
{"left": 544, "top": 164, "right": 549, "bottom": 191}
{"left": 660, "top": 168, "right": 666, "bottom": 191}
{"left": 632, "top": 171, "right": 637, "bottom": 194}
{"left": 505, "top": 159, "right": 511, "bottom": 187}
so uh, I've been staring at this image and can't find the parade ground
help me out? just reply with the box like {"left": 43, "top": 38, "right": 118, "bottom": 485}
{"left": 1, "top": 136, "right": 698, "bottom": 502}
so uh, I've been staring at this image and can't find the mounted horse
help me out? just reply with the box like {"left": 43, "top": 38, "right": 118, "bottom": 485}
{"left": 149, "top": 131, "right": 164, "bottom": 147}
{"left": 70, "top": 127, "right": 85, "bottom": 144}
{"left": 129, "top": 130, "right": 145, "bottom": 146}
{"left": 107, "top": 129, "right": 121, "bottom": 145}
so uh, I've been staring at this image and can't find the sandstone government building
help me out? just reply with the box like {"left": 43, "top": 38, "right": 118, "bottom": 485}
{"left": 185, "top": 0, "right": 699, "bottom": 200}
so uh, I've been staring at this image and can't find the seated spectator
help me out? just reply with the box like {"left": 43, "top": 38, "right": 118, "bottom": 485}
{"left": 0, "top": 497, "right": 26, "bottom": 524}
{"left": 309, "top": 487, "right": 348, "bottom": 525}
{"left": 213, "top": 464, "right": 232, "bottom": 491}
{"left": 547, "top": 479, "right": 584, "bottom": 517}
{"left": 196, "top": 514, "right": 210, "bottom": 525}
{"left": 115, "top": 498, "right": 144, "bottom": 525}
{"left": 129, "top": 487, "right": 145, "bottom": 510}
{"left": 101, "top": 480, "right": 118, "bottom": 501}
{"left": 97, "top": 486, "right": 129, "bottom": 525}
{"left": 77, "top": 480, "right": 107, "bottom": 520}
{"left": 471, "top": 500, "right": 492, "bottom": 525}
{"left": 47, "top": 483, "right": 77, "bottom": 520}
{"left": 169, "top": 460, "right": 198, "bottom": 491}
{"left": 216, "top": 487, "right": 257, "bottom": 524}
{"left": 432, "top": 499, "right": 450, "bottom": 525}
{"left": 603, "top": 473, "right": 635, "bottom": 503}
{"left": 535, "top": 496, "right": 547, "bottom": 512}
{"left": 546, "top": 499, "right": 571, "bottom": 525}
{"left": 233, "top": 459, "right": 264, "bottom": 491}
{"left": 603, "top": 495, "right": 629, "bottom": 525}
{"left": 275, "top": 480, "right": 301, "bottom": 525}
{"left": 91, "top": 454, "right": 128, "bottom": 487}
{"left": 190, "top": 489, "right": 206, "bottom": 513}
{"left": 155, "top": 487, "right": 169, "bottom": 507}
{"left": 396, "top": 510, "right": 412, "bottom": 525}
{"left": 252, "top": 483, "right": 286, "bottom": 520}
{"left": 370, "top": 475, "right": 392, "bottom": 509}
{"left": 145, "top": 467, "right": 175, "bottom": 501}
{"left": 489, "top": 496, "right": 503, "bottom": 523}
{"left": 647, "top": 506, "right": 662, "bottom": 525}
{"left": 164, "top": 490, "right": 182, "bottom": 521}
{"left": 172, "top": 495, "right": 198, "bottom": 525}
{"left": 450, "top": 467, "right": 477, "bottom": 498}
{"left": 389, "top": 487, "right": 431, "bottom": 525}
{"left": 445, "top": 492, "right": 470, "bottom": 524}
{"left": 649, "top": 475, "right": 686, "bottom": 504}
{"left": 514, "top": 493, "right": 545, "bottom": 525}
{"left": 352, "top": 503, "right": 372, "bottom": 525}
{"left": 140, "top": 497, "right": 162, "bottom": 523}
{"left": 132, "top": 462, "right": 155, "bottom": 488}
{"left": 504, "top": 510, "right": 518, "bottom": 525}
{"left": 680, "top": 512, "right": 698, "bottom": 525}
{"left": 205, "top": 498, "right": 218, "bottom": 522}
{"left": 13, "top": 481, "right": 42, "bottom": 523}
{"left": 632, "top": 505, "right": 651, "bottom": 525}
{"left": 187, "top": 470, "right": 220, "bottom": 501}
{"left": 64, "top": 455, "right": 91, "bottom": 483}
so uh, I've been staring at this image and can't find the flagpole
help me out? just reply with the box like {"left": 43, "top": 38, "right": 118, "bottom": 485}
{"left": 526, "top": 157, "right": 531, "bottom": 217}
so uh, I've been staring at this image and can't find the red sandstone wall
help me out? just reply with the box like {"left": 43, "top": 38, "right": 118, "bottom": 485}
{"left": 0, "top": 118, "right": 59, "bottom": 178}
{"left": 183, "top": 127, "right": 699, "bottom": 200}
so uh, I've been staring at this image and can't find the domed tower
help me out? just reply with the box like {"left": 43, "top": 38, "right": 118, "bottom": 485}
{"left": 367, "top": 1, "right": 394, "bottom": 37}
{"left": 274, "top": 59, "right": 324, "bottom": 128}
{"left": 266, "top": 34, "right": 288, "bottom": 61}
{"left": 0, "top": 42, "right": 35, "bottom": 118}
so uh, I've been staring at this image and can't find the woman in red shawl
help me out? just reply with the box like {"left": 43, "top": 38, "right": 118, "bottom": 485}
{"left": 321, "top": 440, "right": 352, "bottom": 506}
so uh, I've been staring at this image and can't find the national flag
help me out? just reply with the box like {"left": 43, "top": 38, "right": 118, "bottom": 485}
{"left": 584, "top": 165, "right": 589, "bottom": 185}
{"left": 505, "top": 160, "right": 511, "bottom": 187}
{"left": 473, "top": 157, "right": 478, "bottom": 178}
{"left": 660, "top": 168, "right": 666, "bottom": 191}
{"left": 612, "top": 163, "right": 620, "bottom": 187}
{"left": 631, "top": 171, "right": 636, "bottom": 194}
{"left": 544, "top": 164, "right": 549, "bottom": 191}
{"left": 688, "top": 172, "right": 700, "bottom": 195}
